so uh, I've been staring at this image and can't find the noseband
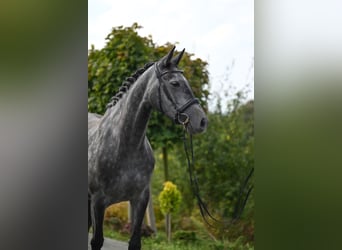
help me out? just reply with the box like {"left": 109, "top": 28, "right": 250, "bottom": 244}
{"left": 155, "top": 63, "right": 199, "bottom": 125}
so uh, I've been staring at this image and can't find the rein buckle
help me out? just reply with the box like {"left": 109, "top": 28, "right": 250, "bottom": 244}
{"left": 176, "top": 112, "right": 190, "bottom": 126}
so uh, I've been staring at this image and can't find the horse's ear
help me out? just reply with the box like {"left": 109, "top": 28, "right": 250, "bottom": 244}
{"left": 171, "top": 48, "right": 185, "bottom": 66}
{"left": 163, "top": 46, "right": 176, "bottom": 67}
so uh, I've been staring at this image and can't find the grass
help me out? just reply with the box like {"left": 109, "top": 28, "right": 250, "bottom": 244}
{"left": 102, "top": 225, "right": 254, "bottom": 250}
{"left": 103, "top": 226, "right": 130, "bottom": 242}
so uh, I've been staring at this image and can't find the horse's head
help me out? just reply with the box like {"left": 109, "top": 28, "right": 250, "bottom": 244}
{"left": 150, "top": 46, "right": 208, "bottom": 134}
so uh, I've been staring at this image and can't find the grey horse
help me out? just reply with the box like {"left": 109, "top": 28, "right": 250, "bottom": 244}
{"left": 88, "top": 47, "right": 207, "bottom": 250}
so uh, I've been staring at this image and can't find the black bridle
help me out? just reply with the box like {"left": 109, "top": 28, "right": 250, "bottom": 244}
{"left": 155, "top": 63, "right": 200, "bottom": 125}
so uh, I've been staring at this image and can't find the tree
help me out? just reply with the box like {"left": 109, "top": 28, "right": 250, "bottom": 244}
{"left": 196, "top": 98, "right": 254, "bottom": 239}
{"left": 158, "top": 181, "right": 182, "bottom": 242}
{"left": 88, "top": 23, "right": 154, "bottom": 114}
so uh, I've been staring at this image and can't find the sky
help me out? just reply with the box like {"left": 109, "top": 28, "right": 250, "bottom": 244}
{"left": 88, "top": 0, "right": 254, "bottom": 111}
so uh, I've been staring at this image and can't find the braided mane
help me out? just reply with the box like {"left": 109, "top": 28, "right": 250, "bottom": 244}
{"left": 106, "top": 62, "right": 155, "bottom": 109}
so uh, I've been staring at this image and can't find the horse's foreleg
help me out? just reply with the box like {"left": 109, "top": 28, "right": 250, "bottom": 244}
{"left": 90, "top": 197, "right": 105, "bottom": 250}
{"left": 129, "top": 188, "right": 149, "bottom": 250}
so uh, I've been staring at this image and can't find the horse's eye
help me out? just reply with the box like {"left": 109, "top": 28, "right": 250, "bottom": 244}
{"left": 170, "top": 81, "right": 180, "bottom": 87}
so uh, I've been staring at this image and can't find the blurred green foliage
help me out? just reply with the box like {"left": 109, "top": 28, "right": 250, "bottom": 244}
{"left": 194, "top": 98, "right": 254, "bottom": 217}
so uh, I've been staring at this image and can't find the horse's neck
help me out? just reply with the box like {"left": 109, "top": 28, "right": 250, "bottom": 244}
{"left": 104, "top": 70, "right": 153, "bottom": 148}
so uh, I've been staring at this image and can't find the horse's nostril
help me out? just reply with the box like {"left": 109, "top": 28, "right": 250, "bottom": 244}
{"left": 200, "top": 118, "right": 207, "bottom": 128}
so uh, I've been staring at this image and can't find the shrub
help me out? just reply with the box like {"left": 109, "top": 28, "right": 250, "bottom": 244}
{"left": 158, "top": 181, "right": 182, "bottom": 215}
{"left": 104, "top": 202, "right": 128, "bottom": 222}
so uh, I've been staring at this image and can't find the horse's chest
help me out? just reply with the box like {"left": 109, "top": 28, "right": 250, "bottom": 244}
{"left": 115, "top": 156, "right": 153, "bottom": 185}
{"left": 99, "top": 152, "right": 154, "bottom": 201}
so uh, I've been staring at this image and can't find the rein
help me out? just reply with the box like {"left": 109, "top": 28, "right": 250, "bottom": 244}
{"left": 182, "top": 125, "right": 254, "bottom": 228}
{"left": 182, "top": 127, "right": 219, "bottom": 227}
